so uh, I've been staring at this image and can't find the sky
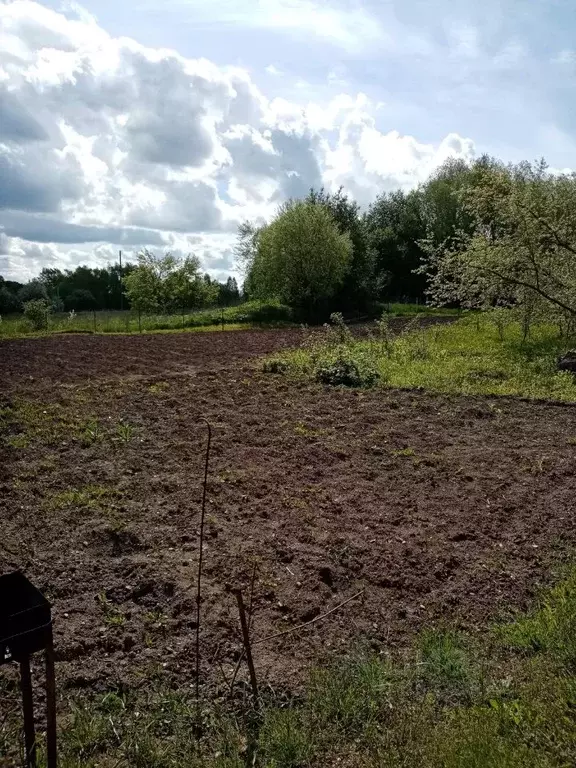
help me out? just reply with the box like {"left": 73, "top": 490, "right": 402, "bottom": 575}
{"left": 1, "top": 0, "right": 575, "bottom": 283}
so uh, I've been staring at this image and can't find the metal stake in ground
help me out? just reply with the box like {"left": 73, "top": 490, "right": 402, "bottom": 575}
{"left": 195, "top": 419, "right": 212, "bottom": 712}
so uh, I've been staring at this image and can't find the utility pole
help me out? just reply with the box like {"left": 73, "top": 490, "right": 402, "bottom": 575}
{"left": 119, "top": 250, "right": 123, "bottom": 312}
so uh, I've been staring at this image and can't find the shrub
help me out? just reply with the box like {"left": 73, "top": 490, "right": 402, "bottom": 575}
{"left": 263, "top": 358, "right": 289, "bottom": 374}
{"left": 23, "top": 299, "right": 50, "bottom": 330}
{"left": 315, "top": 355, "right": 379, "bottom": 387}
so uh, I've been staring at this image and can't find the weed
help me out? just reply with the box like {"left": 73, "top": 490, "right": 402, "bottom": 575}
{"left": 116, "top": 421, "right": 135, "bottom": 442}
{"left": 259, "top": 709, "right": 312, "bottom": 768}
{"left": 45, "top": 485, "right": 118, "bottom": 512}
{"left": 80, "top": 419, "right": 103, "bottom": 445}
{"left": 391, "top": 446, "right": 417, "bottom": 458}
{"left": 6, "top": 433, "right": 30, "bottom": 448}
{"left": 417, "top": 630, "right": 477, "bottom": 699}
{"left": 97, "top": 593, "right": 126, "bottom": 627}
{"left": 293, "top": 422, "right": 324, "bottom": 438}
{"left": 262, "top": 358, "right": 289, "bottom": 374}
{"left": 144, "top": 611, "right": 168, "bottom": 629}
{"left": 148, "top": 382, "right": 169, "bottom": 394}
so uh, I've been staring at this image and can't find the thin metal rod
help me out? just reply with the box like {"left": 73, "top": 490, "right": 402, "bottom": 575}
{"left": 195, "top": 419, "right": 212, "bottom": 707}
{"left": 45, "top": 638, "right": 57, "bottom": 768}
{"left": 233, "top": 588, "right": 259, "bottom": 703}
{"left": 119, "top": 250, "right": 123, "bottom": 313}
{"left": 253, "top": 589, "right": 365, "bottom": 646}
{"left": 19, "top": 657, "right": 36, "bottom": 768}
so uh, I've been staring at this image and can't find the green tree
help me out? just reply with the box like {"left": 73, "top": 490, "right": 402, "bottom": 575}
{"left": 248, "top": 200, "right": 352, "bottom": 319}
{"left": 306, "top": 187, "right": 371, "bottom": 310}
{"left": 123, "top": 250, "right": 168, "bottom": 314}
{"left": 64, "top": 289, "right": 96, "bottom": 311}
{"left": 165, "top": 255, "right": 208, "bottom": 312}
{"left": 364, "top": 189, "right": 427, "bottom": 301}
{"left": 218, "top": 276, "right": 240, "bottom": 306}
{"left": 0, "top": 286, "right": 21, "bottom": 314}
{"left": 421, "top": 159, "right": 576, "bottom": 321}
{"left": 18, "top": 280, "right": 49, "bottom": 304}
{"left": 123, "top": 250, "right": 218, "bottom": 315}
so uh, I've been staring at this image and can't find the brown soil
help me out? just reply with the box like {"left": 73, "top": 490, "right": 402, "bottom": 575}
{"left": 1, "top": 328, "right": 575, "bottom": 700}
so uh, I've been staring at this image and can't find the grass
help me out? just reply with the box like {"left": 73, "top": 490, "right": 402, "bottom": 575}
{"left": 2, "top": 566, "right": 575, "bottom": 767}
{"left": 0, "top": 300, "right": 293, "bottom": 338}
{"left": 0, "top": 397, "right": 143, "bottom": 451}
{"left": 0, "top": 302, "right": 460, "bottom": 339}
{"left": 376, "top": 302, "right": 462, "bottom": 317}
{"left": 265, "top": 313, "right": 576, "bottom": 402}
{"left": 44, "top": 484, "right": 119, "bottom": 512}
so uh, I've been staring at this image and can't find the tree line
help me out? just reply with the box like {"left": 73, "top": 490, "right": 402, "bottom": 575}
{"left": 0, "top": 258, "right": 240, "bottom": 316}
{"left": 239, "top": 154, "right": 576, "bottom": 325}
{"left": 3, "top": 154, "right": 575, "bottom": 328}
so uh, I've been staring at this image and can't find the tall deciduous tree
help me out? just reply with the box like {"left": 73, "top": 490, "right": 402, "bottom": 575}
{"left": 123, "top": 250, "right": 216, "bottom": 314}
{"left": 421, "top": 159, "right": 576, "bottom": 320}
{"left": 364, "top": 189, "right": 426, "bottom": 301}
{"left": 248, "top": 200, "right": 352, "bottom": 319}
{"left": 306, "top": 187, "right": 371, "bottom": 310}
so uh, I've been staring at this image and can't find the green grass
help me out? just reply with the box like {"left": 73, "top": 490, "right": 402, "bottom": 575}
{"left": 44, "top": 484, "right": 119, "bottom": 512}
{"left": 375, "top": 302, "right": 462, "bottom": 317}
{"left": 265, "top": 313, "right": 576, "bottom": 401}
{"left": 0, "top": 301, "right": 293, "bottom": 338}
{"left": 2, "top": 566, "right": 575, "bottom": 767}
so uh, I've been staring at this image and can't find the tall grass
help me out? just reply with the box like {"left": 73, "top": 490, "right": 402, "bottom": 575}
{"left": 266, "top": 314, "right": 576, "bottom": 402}
{"left": 0, "top": 301, "right": 293, "bottom": 338}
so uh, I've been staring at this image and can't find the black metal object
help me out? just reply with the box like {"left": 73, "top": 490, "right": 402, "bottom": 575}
{"left": 0, "top": 572, "right": 57, "bottom": 768}
{"left": 0, "top": 572, "right": 52, "bottom": 663}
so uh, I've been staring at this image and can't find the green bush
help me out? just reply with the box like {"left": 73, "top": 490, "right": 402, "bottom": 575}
{"left": 315, "top": 355, "right": 379, "bottom": 387}
{"left": 23, "top": 299, "right": 50, "bottom": 330}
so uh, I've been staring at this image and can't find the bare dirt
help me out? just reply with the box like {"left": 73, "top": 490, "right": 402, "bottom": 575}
{"left": 1, "top": 328, "right": 575, "bottom": 702}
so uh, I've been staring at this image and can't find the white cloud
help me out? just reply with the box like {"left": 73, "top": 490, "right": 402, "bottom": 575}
{"left": 0, "top": 1, "right": 476, "bottom": 281}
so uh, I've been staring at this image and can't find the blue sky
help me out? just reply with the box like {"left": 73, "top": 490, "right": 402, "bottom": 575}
{"left": 58, "top": 0, "right": 576, "bottom": 164}
{"left": 1, "top": 0, "right": 575, "bottom": 281}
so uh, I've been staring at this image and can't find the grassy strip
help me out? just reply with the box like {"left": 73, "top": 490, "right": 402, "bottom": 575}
{"left": 264, "top": 314, "right": 576, "bottom": 402}
{"left": 376, "top": 302, "right": 462, "bottom": 317}
{"left": 0, "top": 302, "right": 460, "bottom": 339}
{"left": 1, "top": 566, "right": 575, "bottom": 766}
{"left": 0, "top": 301, "right": 293, "bottom": 338}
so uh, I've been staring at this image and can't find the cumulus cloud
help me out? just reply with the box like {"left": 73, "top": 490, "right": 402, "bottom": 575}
{"left": 0, "top": 1, "right": 475, "bottom": 281}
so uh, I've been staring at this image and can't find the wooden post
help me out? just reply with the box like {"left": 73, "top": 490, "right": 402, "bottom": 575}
{"left": 138, "top": 309, "right": 142, "bottom": 334}
{"left": 45, "top": 640, "right": 57, "bottom": 768}
{"left": 93, "top": 309, "right": 97, "bottom": 333}
{"left": 232, "top": 588, "right": 258, "bottom": 702}
{"left": 19, "top": 657, "right": 37, "bottom": 768}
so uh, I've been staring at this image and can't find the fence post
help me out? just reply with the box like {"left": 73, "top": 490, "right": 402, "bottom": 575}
{"left": 138, "top": 310, "right": 142, "bottom": 334}
{"left": 93, "top": 310, "right": 96, "bottom": 333}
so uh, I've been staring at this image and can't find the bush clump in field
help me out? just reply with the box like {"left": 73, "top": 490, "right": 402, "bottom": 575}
{"left": 315, "top": 355, "right": 379, "bottom": 387}
{"left": 23, "top": 299, "right": 50, "bottom": 331}
{"left": 262, "top": 358, "right": 289, "bottom": 374}
{"left": 265, "top": 311, "right": 576, "bottom": 401}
